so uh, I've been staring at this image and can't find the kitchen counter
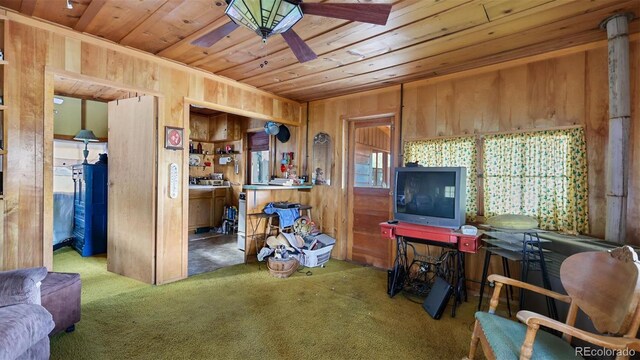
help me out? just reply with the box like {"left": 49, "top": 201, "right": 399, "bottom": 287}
{"left": 242, "top": 184, "right": 312, "bottom": 190}
{"left": 242, "top": 184, "right": 312, "bottom": 206}
{"left": 189, "top": 184, "right": 231, "bottom": 190}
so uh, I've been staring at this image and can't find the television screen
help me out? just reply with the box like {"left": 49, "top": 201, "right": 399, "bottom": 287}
{"left": 396, "top": 171, "right": 458, "bottom": 219}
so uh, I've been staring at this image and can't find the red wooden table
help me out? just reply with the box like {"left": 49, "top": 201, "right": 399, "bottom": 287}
{"left": 380, "top": 221, "right": 482, "bottom": 317}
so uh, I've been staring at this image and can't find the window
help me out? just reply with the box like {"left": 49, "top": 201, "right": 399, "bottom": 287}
{"left": 248, "top": 131, "right": 270, "bottom": 185}
{"left": 404, "top": 136, "right": 478, "bottom": 221}
{"left": 444, "top": 186, "right": 455, "bottom": 198}
{"left": 370, "top": 151, "right": 388, "bottom": 187}
{"left": 483, "top": 128, "right": 589, "bottom": 233}
{"left": 250, "top": 150, "right": 270, "bottom": 184}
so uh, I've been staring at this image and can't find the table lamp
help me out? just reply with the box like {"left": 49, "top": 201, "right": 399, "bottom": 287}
{"left": 73, "top": 129, "right": 99, "bottom": 164}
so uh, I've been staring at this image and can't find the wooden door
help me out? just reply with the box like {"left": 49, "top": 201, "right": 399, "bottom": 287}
{"left": 348, "top": 120, "right": 394, "bottom": 269}
{"left": 107, "top": 96, "right": 157, "bottom": 284}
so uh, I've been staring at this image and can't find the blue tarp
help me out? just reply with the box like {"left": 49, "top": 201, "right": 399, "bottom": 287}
{"left": 263, "top": 203, "right": 300, "bottom": 228}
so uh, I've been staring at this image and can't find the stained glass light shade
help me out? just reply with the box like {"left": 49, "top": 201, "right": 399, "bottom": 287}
{"left": 225, "top": 0, "right": 303, "bottom": 41}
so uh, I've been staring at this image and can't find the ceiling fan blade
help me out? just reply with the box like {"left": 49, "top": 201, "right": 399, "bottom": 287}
{"left": 300, "top": 3, "right": 392, "bottom": 26}
{"left": 281, "top": 29, "right": 317, "bottom": 63}
{"left": 191, "top": 21, "right": 240, "bottom": 48}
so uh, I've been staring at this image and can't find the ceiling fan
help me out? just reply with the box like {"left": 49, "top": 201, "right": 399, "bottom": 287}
{"left": 191, "top": 0, "right": 392, "bottom": 63}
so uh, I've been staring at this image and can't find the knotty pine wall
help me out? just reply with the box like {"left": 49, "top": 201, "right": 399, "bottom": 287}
{"left": 303, "top": 39, "right": 640, "bottom": 280}
{"left": 0, "top": 12, "right": 300, "bottom": 284}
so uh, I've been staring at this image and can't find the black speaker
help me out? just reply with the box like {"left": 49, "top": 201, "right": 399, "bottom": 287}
{"left": 422, "top": 276, "right": 453, "bottom": 319}
{"left": 387, "top": 266, "right": 405, "bottom": 297}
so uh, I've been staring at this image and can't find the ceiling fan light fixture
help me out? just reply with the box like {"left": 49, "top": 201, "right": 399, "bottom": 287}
{"left": 225, "top": 0, "right": 303, "bottom": 42}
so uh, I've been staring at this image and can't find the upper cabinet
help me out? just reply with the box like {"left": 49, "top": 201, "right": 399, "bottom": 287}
{"left": 190, "top": 113, "right": 241, "bottom": 142}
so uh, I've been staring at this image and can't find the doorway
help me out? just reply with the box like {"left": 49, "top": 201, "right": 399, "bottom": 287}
{"left": 186, "top": 105, "right": 245, "bottom": 276}
{"left": 347, "top": 117, "right": 395, "bottom": 269}
{"left": 45, "top": 72, "right": 160, "bottom": 284}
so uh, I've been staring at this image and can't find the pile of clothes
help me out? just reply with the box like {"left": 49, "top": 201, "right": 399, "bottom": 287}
{"left": 258, "top": 204, "right": 335, "bottom": 267}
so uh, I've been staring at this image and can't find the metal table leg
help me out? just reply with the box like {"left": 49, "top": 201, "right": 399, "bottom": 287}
{"left": 477, "top": 248, "right": 493, "bottom": 311}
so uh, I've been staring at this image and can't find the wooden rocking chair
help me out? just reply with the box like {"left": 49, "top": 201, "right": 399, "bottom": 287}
{"left": 468, "top": 246, "right": 640, "bottom": 360}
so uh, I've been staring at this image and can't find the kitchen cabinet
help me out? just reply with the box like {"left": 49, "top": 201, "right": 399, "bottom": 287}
{"left": 188, "top": 187, "right": 228, "bottom": 231}
{"left": 210, "top": 114, "right": 240, "bottom": 142}
{"left": 189, "top": 113, "right": 240, "bottom": 143}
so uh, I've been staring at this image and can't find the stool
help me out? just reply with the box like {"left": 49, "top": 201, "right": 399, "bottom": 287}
{"left": 298, "top": 205, "right": 312, "bottom": 219}
{"left": 40, "top": 272, "right": 81, "bottom": 334}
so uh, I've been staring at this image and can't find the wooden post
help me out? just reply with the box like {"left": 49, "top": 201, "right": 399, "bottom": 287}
{"left": 602, "top": 14, "right": 633, "bottom": 244}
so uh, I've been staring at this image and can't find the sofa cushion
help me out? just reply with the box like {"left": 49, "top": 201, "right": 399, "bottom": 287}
{"left": 0, "top": 267, "right": 48, "bottom": 307}
{"left": 486, "top": 214, "right": 538, "bottom": 230}
{"left": 0, "top": 304, "right": 55, "bottom": 360}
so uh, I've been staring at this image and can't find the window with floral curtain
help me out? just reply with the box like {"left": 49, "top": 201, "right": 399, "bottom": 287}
{"left": 403, "top": 137, "right": 477, "bottom": 221}
{"left": 483, "top": 127, "right": 589, "bottom": 234}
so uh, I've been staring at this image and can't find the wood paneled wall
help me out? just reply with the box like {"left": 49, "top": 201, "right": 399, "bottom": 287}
{"left": 0, "top": 11, "right": 300, "bottom": 284}
{"left": 303, "top": 88, "right": 401, "bottom": 260}
{"left": 302, "top": 39, "right": 640, "bottom": 275}
{"left": 355, "top": 126, "right": 391, "bottom": 152}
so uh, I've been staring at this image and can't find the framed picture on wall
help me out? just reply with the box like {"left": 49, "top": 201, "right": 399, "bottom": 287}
{"left": 165, "top": 126, "right": 184, "bottom": 150}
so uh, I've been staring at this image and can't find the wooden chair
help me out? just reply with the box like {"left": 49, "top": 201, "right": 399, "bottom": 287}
{"left": 467, "top": 246, "right": 640, "bottom": 360}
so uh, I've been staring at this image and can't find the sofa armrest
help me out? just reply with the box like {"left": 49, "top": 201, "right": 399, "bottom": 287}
{"left": 0, "top": 267, "right": 48, "bottom": 307}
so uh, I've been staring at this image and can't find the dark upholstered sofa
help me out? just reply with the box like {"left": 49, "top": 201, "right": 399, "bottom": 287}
{"left": 0, "top": 267, "right": 55, "bottom": 360}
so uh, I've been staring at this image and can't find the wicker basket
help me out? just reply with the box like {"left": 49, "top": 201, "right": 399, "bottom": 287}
{"left": 267, "top": 257, "right": 299, "bottom": 278}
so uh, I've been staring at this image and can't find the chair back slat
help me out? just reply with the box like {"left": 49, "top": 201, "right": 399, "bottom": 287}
{"left": 560, "top": 246, "right": 640, "bottom": 335}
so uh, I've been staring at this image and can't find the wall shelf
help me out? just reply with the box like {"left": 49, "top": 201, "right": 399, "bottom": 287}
{"left": 0, "top": 105, "right": 7, "bottom": 111}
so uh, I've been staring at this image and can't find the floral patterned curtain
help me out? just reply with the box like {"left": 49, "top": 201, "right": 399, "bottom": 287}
{"left": 483, "top": 127, "right": 589, "bottom": 234}
{"left": 403, "top": 137, "right": 477, "bottom": 221}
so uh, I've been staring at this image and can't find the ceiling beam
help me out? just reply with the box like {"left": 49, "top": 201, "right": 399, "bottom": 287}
{"left": 118, "top": 0, "right": 183, "bottom": 45}
{"left": 74, "top": 0, "right": 107, "bottom": 32}
{"left": 19, "top": 0, "right": 37, "bottom": 16}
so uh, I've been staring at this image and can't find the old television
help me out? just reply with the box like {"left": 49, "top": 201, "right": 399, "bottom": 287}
{"left": 394, "top": 167, "right": 467, "bottom": 228}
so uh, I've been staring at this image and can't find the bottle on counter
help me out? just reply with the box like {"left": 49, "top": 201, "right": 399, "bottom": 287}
{"left": 189, "top": 141, "right": 194, "bottom": 154}
{"left": 197, "top": 142, "right": 203, "bottom": 154}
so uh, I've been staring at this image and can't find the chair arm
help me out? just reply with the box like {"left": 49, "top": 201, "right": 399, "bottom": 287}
{"left": 517, "top": 311, "right": 640, "bottom": 351}
{"left": 488, "top": 274, "right": 572, "bottom": 303}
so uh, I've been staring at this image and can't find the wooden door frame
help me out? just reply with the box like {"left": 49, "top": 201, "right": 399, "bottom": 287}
{"left": 341, "top": 112, "right": 400, "bottom": 263}
{"left": 43, "top": 68, "right": 162, "bottom": 273}
{"left": 182, "top": 97, "right": 302, "bottom": 266}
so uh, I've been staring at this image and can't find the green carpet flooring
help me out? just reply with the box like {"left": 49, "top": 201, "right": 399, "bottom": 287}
{"left": 50, "top": 247, "right": 477, "bottom": 359}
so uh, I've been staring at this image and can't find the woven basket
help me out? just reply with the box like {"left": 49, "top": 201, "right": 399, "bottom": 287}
{"left": 267, "top": 258, "right": 299, "bottom": 278}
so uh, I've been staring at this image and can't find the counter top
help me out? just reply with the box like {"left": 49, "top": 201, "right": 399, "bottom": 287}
{"left": 189, "top": 185, "right": 230, "bottom": 190}
{"left": 242, "top": 184, "right": 313, "bottom": 190}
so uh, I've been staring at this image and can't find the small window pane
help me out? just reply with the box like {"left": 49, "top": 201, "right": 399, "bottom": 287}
{"left": 250, "top": 150, "right": 270, "bottom": 184}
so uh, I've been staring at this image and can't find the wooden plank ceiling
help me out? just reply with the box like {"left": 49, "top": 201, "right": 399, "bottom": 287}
{"left": 1, "top": 0, "right": 638, "bottom": 102}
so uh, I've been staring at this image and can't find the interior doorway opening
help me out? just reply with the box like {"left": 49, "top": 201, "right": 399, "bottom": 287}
{"left": 45, "top": 72, "right": 160, "bottom": 284}
{"left": 186, "top": 104, "right": 245, "bottom": 276}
